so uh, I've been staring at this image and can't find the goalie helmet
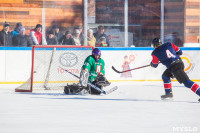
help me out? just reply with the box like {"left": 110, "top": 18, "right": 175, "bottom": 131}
{"left": 92, "top": 48, "right": 101, "bottom": 61}
{"left": 152, "top": 38, "right": 162, "bottom": 48}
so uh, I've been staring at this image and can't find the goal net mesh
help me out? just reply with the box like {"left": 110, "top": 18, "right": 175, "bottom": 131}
{"left": 15, "top": 46, "right": 93, "bottom": 92}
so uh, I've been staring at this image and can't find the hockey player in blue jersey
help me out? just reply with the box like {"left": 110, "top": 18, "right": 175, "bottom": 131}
{"left": 150, "top": 38, "right": 200, "bottom": 100}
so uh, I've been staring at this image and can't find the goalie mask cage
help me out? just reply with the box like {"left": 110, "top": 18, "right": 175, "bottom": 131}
{"left": 15, "top": 45, "right": 94, "bottom": 92}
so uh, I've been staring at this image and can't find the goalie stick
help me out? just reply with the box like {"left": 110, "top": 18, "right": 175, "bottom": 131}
{"left": 61, "top": 67, "right": 118, "bottom": 95}
{"left": 112, "top": 64, "right": 151, "bottom": 73}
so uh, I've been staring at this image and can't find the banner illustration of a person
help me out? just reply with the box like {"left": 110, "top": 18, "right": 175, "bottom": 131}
{"left": 120, "top": 55, "right": 135, "bottom": 78}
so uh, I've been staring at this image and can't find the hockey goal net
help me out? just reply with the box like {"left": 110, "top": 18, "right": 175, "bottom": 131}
{"left": 15, "top": 45, "right": 93, "bottom": 92}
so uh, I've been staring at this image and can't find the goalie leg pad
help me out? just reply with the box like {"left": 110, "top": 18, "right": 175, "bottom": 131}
{"left": 64, "top": 83, "right": 85, "bottom": 94}
{"left": 79, "top": 70, "right": 89, "bottom": 87}
{"left": 64, "top": 86, "right": 70, "bottom": 94}
{"left": 89, "top": 81, "right": 102, "bottom": 95}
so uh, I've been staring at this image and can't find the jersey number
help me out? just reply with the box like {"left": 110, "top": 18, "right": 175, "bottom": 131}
{"left": 95, "top": 65, "right": 101, "bottom": 73}
{"left": 166, "top": 49, "right": 175, "bottom": 58}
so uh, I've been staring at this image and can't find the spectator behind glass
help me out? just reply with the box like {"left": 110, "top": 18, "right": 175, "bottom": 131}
{"left": 0, "top": 22, "right": 12, "bottom": 46}
{"left": 96, "top": 36, "right": 108, "bottom": 47}
{"left": 60, "top": 31, "right": 75, "bottom": 45}
{"left": 11, "top": 22, "right": 22, "bottom": 38}
{"left": 171, "top": 32, "right": 183, "bottom": 47}
{"left": 87, "top": 29, "right": 96, "bottom": 47}
{"left": 74, "top": 25, "right": 84, "bottom": 44}
{"left": 52, "top": 25, "right": 63, "bottom": 43}
{"left": 46, "top": 30, "right": 58, "bottom": 45}
{"left": 30, "top": 24, "right": 47, "bottom": 45}
{"left": 93, "top": 25, "right": 110, "bottom": 47}
{"left": 12, "top": 26, "right": 33, "bottom": 47}
{"left": 73, "top": 29, "right": 81, "bottom": 46}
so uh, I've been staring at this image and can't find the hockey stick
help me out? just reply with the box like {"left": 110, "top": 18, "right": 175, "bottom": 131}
{"left": 112, "top": 64, "right": 151, "bottom": 73}
{"left": 60, "top": 67, "right": 117, "bottom": 95}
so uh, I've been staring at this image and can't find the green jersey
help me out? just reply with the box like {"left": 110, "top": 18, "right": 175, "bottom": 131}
{"left": 81, "top": 55, "right": 105, "bottom": 82}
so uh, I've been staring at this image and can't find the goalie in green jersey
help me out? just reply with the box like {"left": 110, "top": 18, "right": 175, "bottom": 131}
{"left": 64, "top": 48, "right": 110, "bottom": 95}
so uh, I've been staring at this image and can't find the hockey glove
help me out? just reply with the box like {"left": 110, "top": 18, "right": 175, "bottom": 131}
{"left": 79, "top": 69, "right": 89, "bottom": 87}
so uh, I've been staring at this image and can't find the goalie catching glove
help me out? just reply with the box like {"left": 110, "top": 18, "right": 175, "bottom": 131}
{"left": 79, "top": 69, "right": 89, "bottom": 87}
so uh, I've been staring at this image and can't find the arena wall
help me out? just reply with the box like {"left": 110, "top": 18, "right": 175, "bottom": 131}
{"left": 0, "top": 47, "right": 200, "bottom": 88}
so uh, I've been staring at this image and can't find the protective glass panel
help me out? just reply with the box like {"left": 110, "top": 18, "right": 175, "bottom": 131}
{"left": 0, "top": 3, "right": 42, "bottom": 46}
{"left": 43, "top": 0, "right": 83, "bottom": 46}
{"left": 88, "top": 0, "right": 126, "bottom": 47}
{"left": 0, "top": 0, "right": 200, "bottom": 47}
{"left": 163, "top": 0, "right": 184, "bottom": 47}
{"left": 184, "top": 0, "right": 200, "bottom": 47}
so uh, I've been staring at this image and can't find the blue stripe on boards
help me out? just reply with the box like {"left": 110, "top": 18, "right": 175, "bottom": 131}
{"left": 1, "top": 47, "right": 200, "bottom": 51}
{"left": 98, "top": 47, "right": 200, "bottom": 51}
{"left": 0, "top": 47, "right": 32, "bottom": 50}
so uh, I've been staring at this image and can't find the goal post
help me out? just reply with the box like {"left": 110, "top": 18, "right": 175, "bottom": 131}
{"left": 15, "top": 45, "right": 94, "bottom": 92}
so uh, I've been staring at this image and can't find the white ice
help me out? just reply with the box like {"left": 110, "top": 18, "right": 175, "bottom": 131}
{"left": 0, "top": 82, "right": 199, "bottom": 133}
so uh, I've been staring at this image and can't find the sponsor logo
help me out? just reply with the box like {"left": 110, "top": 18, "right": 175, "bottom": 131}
{"left": 59, "top": 52, "right": 78, "bottom": 67}
{"left": 181, "top": 54, "right": 195, "bottom": 74}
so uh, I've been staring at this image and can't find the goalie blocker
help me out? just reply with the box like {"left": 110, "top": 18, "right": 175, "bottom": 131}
{"left": 64, "top": 75, "right": 110, "bottom": 95}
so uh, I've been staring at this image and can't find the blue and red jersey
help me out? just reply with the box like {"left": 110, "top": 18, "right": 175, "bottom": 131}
{"left": 151, "top": 42, "right": 182, "bottom": 68}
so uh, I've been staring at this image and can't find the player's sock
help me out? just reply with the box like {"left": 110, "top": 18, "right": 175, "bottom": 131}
{"left": 193, "top": 87, "right": 200, "bottom": 97}
{"left": 162, "top": 74, "right": 172, "bottom": 95}
{"left": 183, "top": 79, "right": 200, "bottom": 97}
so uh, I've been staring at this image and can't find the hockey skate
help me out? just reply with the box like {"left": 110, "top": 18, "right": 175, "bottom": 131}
{"left": 161, "top": 93, "right": 173, "bottom": 100}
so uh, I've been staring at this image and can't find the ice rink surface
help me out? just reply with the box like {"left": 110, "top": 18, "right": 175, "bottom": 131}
{"left": 0, "top": 82, "right": 200, "bottom": 133}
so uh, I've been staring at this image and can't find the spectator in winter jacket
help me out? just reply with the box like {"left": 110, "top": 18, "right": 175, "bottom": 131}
{"left": 60, "top": 31, "right": 75, "bottom": 45}
{"left": 73, "top": 29, "right": 81, "bottom": 46}
{"left": 74, "top": 25, "right": 84, "bottom": 45}
{"left": 46, "top": 30, "right": 58, "bottom": 45}
{"left": 52, "top": 25, "right": 63, "bottom": 42}
{"left": 87, "top": 29, "right": 96, "bottom": 47}
{"left": 93, "top": 25, "right": 110, "bottom": 47}
{"left": 0, "top": 22, "right": 12, "bottom": 46}
{"left": 11, "top": 22, "right": 22, "bottom": 38}
{"left": 12, "top": 26, "right": 33, "bottom": 47}
{"left": 30, "top": 24, "right": 47, "bottom": 45}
